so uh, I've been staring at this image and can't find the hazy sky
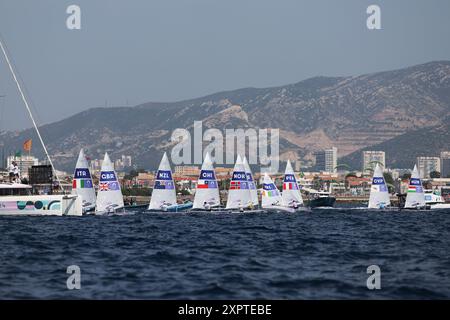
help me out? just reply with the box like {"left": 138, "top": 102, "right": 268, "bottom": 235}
{"left": 0, "top": 0, "right": 450, "bottom": 130}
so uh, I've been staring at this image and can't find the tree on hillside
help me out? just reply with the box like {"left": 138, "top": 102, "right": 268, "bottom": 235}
{"left": 383, "top": 172, "right": 395, "bottom": 193}
{"left": 401, "top": 173, "right": 411, "bottom": 180}
{"left": 344, "top": 172, "right": 358, "bottom": 190}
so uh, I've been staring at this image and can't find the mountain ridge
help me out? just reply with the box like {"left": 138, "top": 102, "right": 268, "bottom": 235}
{"left": 1, "top": 60, "right": 449, "bottom": 172}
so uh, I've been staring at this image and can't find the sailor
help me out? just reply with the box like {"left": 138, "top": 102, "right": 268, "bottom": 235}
{"left": 13, "top": 162, "right": 20, "bottom": 183}
{"left": 204, "top": 201, "right": 211, "bottom": 211}
{"left": 293, "top": 202, "right": 299, "bottom": 210}
{"left": 8, "top": 161, "right": 15, "bottom": 182}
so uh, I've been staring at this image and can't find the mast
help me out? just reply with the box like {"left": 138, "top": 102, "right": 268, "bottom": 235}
{"left": 0, "top": 36, "right": 64, "bottom": 193}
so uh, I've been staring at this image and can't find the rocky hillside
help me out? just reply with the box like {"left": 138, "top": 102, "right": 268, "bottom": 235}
{"left": 340, "top": 117, "right": 450, "bottom": 170}
{"left": 1, "top": 61, "right": 449, "bottom": 172}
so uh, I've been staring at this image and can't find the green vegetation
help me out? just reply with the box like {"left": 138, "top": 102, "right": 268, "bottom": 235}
{"left": 124, "top": 169, "right": 147, "bottom": 180}
{"left": 122, "top": 188, "right": 151, "bottom": 196}
{"left": 383, "top": 172, "right": 395, "bottom": 193}
{"left": 401, "top": 173, "right": 412, "bottom": 180}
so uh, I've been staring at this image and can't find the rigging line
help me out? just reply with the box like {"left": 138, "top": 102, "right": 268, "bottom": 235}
{"left": 0, "top": 35, "right": 65, "bottom": 193}
{"left": 0, "top": 95, "right": 4, "bottom": 133}
{"left": 0, "top": 35, "right": 45, "bottom": 133}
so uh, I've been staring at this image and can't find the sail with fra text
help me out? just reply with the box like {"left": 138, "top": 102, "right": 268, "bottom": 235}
{"left": 281, "top": 160, "right": 303, "bottom": 208}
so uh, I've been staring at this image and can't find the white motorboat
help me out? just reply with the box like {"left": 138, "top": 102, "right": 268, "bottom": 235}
{"left": 0, "top": 183, "right": 82, "bottom": 216}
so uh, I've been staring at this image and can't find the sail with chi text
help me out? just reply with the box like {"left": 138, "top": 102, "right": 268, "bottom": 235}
{"left": 192, "top": 152, "right": 221, "bottom": 210}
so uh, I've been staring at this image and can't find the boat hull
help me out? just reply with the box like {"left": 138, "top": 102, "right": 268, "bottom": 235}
{"left": 166, "top": 202, "right": 193, "bottom": 212}
{"left": 429, "top": 203, "right": 450, "bottom": 210}
{"left": 147, "top": 202, "right": 194, "bottom": 213}
{"left": 308, "top": 196, "right": 336, "bottom": 208}
{"left": 226, "top": 209, "right": 265, "bottom": 214}
{"left": 124, "top": 204, "right": 149, "bottom": 210}
{"left": 263, "top": 205, "right": 296, "bottom": 213}
{"left": 0, "top": 195, "right": 83, "bottom": 216}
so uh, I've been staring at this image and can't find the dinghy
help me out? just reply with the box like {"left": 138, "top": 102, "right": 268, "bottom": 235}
{"left": 261, "top": 173, "right": 295, "bottom": 213}
{"left": 225, "top": 155, "right": 263, "bottom": 213}
{"left": 281, "top": 160, "right": 307, "bottom": 210}
{"left": 368, "top": 164, "right": 391, "bottom": 209}
{"left": 96, "top": 152, "right": 124, "bottom": 214}
{"left": 148, "top": 152, "right": 192, "bottom": 212}
{"left": 191, "top": 152, "right": 222, "bottom": 211}
{"left": 404, "top": 165, "right": 426, "bottom": 210}
{"left": 243, "top": 156, "right": 259, "bottom": 208}
{"left": 72, "top": 149, "right": 96, "bottom": 214}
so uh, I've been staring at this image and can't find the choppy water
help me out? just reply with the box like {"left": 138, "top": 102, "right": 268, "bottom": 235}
{"left": 1, "top": 208, "right": 450, "bottom": 299}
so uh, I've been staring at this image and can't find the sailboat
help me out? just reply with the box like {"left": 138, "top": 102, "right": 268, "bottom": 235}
{"left": 192, "top": 152, "right": 221, "bottom": 211}
{"left": 95, "top": 152, "right": 124, "bottom": 214}
{"left": 404, "top": 165, "right": 426, "bottom": 210}
{"left": 226, "top": 155, "right": 254, "bottom": 212}
{"left": 148, "top": 153, "right": 192, "bottom": 212}
{"left": 243, "top": 156, "right": 259, "bottom": 208}
{"left": 281, "top": 160, "right": 305, "bottom": 210}
{"left": 0, "top": 36, "right": 83, "bottom": 216}
{"left": 368, "top": 164, "right": 391, "bottom": 209}
{"left": 72, "top": 148, "right": 96, "bottom": 213}
{"left": 261, "top": 173, "right": 295, "bottom": 213}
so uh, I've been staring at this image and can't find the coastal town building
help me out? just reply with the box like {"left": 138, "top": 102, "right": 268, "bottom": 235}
{"left": 174, "top": 165, "right": 199, "bottom": 177}
{"left": 314, "top": 147, "right": 337, "bottom": 173}
{"left": 6, "top": 155, "right": 39, "bottom": 179}
{"left": 417, "top": 156, "right": 441, "bottom": 179}
{"left": 114, "top": 155, "right": 132, "bottom": 171}
{"left": 135, "top": 172, "right": 154, "bottom": 188}
{"left": 362, "top": 151, "right": 386, "bottom": 172}
{"left": 440, "top": 151, "right": 450, "bottom": 178}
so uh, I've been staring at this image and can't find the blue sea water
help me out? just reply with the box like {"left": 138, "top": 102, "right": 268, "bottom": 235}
{"left": 1, "top": 208, "right": 450, "bottom": 299}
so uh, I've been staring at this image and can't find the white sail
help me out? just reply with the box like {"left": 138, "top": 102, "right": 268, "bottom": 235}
{"left": 226, "top": 155, "right": 252, "bottom": 209}
{"left": 243, "top": 156, "right": 259, "bottom": 207}
{"left": 368, "top": 164, "right": 391, "bottom": 209}
{"left": 71, "top": 149, "right": 96, "bottom": 208}
{"left": 261, "top": 173, "right": 283, "bottom": 208}
{"left": 96, "top": 152, "right": 124, "bottom": 212}
{"left": 405, "top": 165, "right": 425, "bottom": 209}
{"left": 281, "top": 160, "right": 303, "bottom": 207}
{"left": 192, "top": 152, "right": 221, "bottom": 209}
{"left": 149, "top": 152, "right": 177, "bottom": 210}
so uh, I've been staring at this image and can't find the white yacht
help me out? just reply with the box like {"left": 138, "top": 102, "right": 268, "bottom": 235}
{"left": 424, "top": 190, "right": 450, "bottom": 210}
{"left": 0, "top": 36, "right": 83, "bottom": 216}
{"left": 0, "top": 183, "right": 82, "bottom": 216}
